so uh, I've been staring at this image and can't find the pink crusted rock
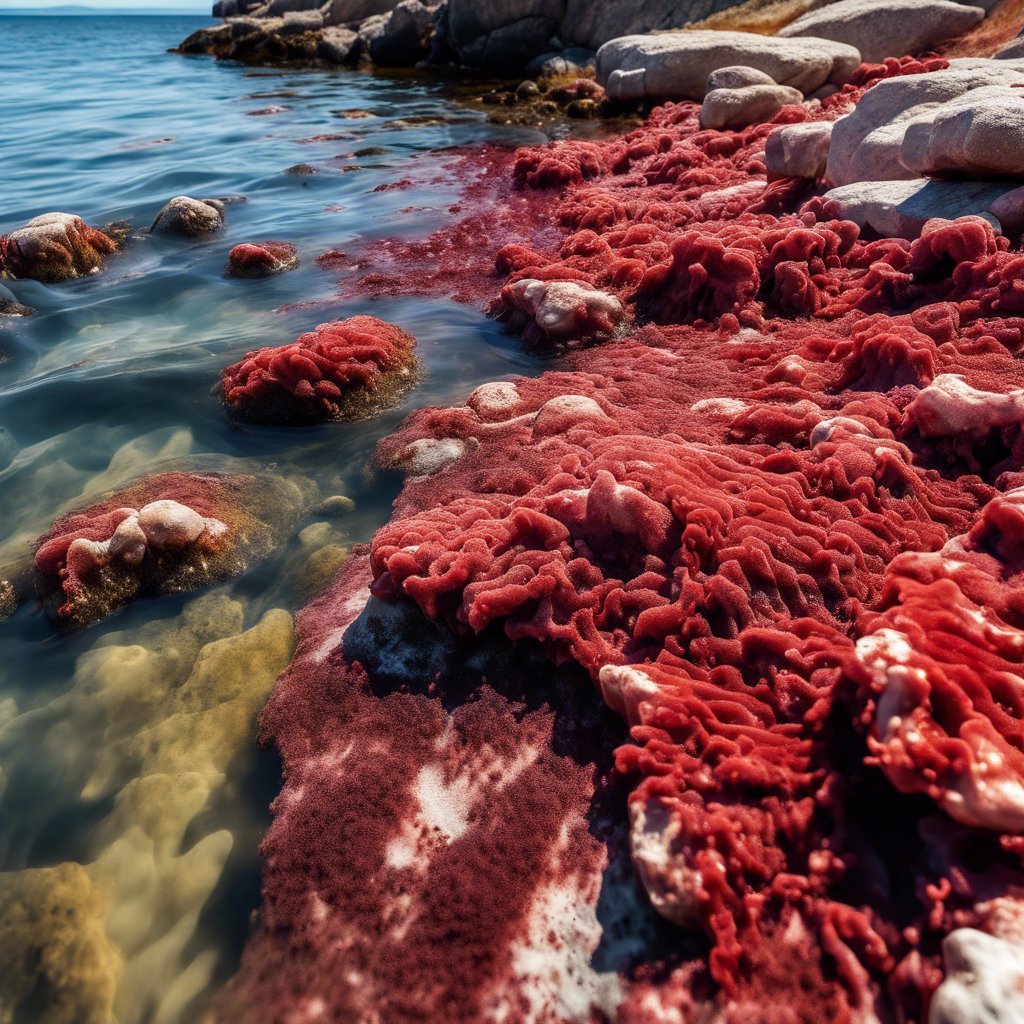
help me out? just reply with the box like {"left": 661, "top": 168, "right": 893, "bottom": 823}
{"left": 499, "top": 278, "right": 626, "bottom": 347}
{"left": 225, "top": 240, "right": 299, "bottom": 278}
{"left": 0, "top": 213, "right": 117, "bottom": 283}
{"left": 150, "top": 195, "right": 225, "bottom": 237}
{"left": 220, "top": 315, "right": 418, "bottom": 425}
{"left": 33, "top": 472, "right": 300, "bottom": 627}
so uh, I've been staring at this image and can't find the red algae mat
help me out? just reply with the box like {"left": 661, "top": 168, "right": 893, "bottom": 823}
{"left": 217, "top": 58, "right": 1024, "bottom": 1023}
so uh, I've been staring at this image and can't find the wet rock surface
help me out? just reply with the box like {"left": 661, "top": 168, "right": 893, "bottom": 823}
{"left": 150, "top": 195, "right": 226, "bottom": 237}
{"left": 220, "top": 315, "right": 418, "bottom": 424}
{"left": 596, "top": 30, "right": 861, "bottom": 100}
{"left": 778, "top": 0, "right": 987, "bottom": 63}
{"left": 0, "top": 213, "right": 117, "bottom": 283}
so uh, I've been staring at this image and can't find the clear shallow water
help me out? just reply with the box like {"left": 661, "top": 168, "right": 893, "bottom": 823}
{"left": 0, "top": 16, "right": 556, "bottom": 1023}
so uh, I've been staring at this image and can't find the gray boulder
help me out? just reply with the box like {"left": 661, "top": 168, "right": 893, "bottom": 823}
{"left": 765, "top": 120, "right": 833, "bottom": 178}
{"left": 369, "top": 0, "right": 437, "bottom": 65}
{"left": 279, "top": 9, "right": 322, "bottom": 32}
{"left": 150, "top": 196, "right": 225, "bottom": 238}
{"left": 900, "top": 84, "right": 1024, "bottom": 177}
{"left": 819, "top": 178, "right": 1012, "bottom": 237}
{"left": 930, "top": 929, "right": 1024, "bottom": 1024}
{"left": 700, "top": 83, "right": 803, "bottom": 129}
{"left": 560, "top": 0, "right": 754, "bottom": 51}
{"left": 524, "top": 46, "right": 596, "bottom": 78}
{"left": 445, "top": 0, "right": 565, "bottom": 72}
{"left": 358, "top": 11, "right": 389, "bottom": 48}
{"left": 261, "top": 0, "right": 321, "bottom": 13}
{"left": 707, "top": 65, "right": 778, "bottom": 91}
{"left": 996, "top": 35, "right": 1024, "bottom": 59}
{"left": 778, "top": 0, "right": 985, "bottom": 64}
{"left": 826, "top": 58, "right": 1024, "bottom": 186}
{"left": 596, "top": 31, "right": 861, "bottom": 101}
{"left": 318, "top": 24, "right": 358, "bottom": 60}
{"left": 320, "top": 0, "right": 400, "bottom": 26}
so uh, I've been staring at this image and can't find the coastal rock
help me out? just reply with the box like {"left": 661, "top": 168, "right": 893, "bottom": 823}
{"left": 150, "top": 196, "right": 225, "bottom": 237}
{"left": 996, "top": 33, "right": 1024, "bottom": 59}
{"left": 706, "top": 64, "right": 778, "bottom": 90}
{"left": 765, "top": 121, "right": 833, "bottom": 179}
{"left": 220, "top": 315, "right": 418, "bottom": 424}
{"left": 900, "top": 85, "right": 1024, "bottom": 178}
{"left": 260, "top": 0, "right": 321, "bottom": 13}
{"left": 318, "top": 24, "right": 358, "bottom": 60}
{"left": 444, "top": 0, "right": 564, "bottom": 73}
{"left": 33, "top": 472, "right": 302, "bottom": 628}
{"left": 596, "top": 31, "right": 861, "bottom": 101}
{"left": 357, "top": 12, "right": 389, "bottom": 49}
{"left": 320, "top": 0, "right": 402, "bottom": 26}
{"left": 699, "top": 83, "right": 803, "bottom": 129}
{"left": 225, "top": 240, "right": 299, "bottom": 278}
{"left": 369, "top": 0, "right": 437, "bottom": 66}
{"left": 279, "top": 8, "right": 323, "bottom": 32}
{"left": 0, "top": 213, "right": 117, "bottom": 284}
{"left": 0, "top": 281, "right": 35, "bottom": 317}
{"left": 929, "top": 929, "right": 1024, "bottom": 1024}
{"left": 560, "top": 0, "right": 758, "bottom": 51}
{"left": 778, "top": 0, "right": 986, "bottom": 63}
{"left": 817, "top": 178, "right": 1011, "bottom": 237}
{"left": 524, "top": 46, "right": 596, "bottom": 78}
{"left": 825, "top": 59, "right": 1024, "bottom": 186}
{"left": 499, "top": 278, "right": 626, "bottom": 346}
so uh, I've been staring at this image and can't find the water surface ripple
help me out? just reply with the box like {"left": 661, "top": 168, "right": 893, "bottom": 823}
{"left": 0, "top": 17, "right": 553, "bottom": 1023}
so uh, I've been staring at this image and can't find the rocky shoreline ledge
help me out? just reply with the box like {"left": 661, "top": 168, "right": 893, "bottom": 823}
{"left": 185, "top": 3, "right": 1024, "bottom": 1020}
{"left": 9, "top": 0, "right": 1024, "bottom": 1021}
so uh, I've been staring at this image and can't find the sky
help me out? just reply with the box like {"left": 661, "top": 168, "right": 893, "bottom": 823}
{"left": 0, "top": 0, "right": 211, "bottom": 10}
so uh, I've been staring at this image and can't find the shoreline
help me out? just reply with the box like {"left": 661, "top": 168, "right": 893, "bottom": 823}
{"left": 7, "top": 2, "right": 1024, "bottom": 1021}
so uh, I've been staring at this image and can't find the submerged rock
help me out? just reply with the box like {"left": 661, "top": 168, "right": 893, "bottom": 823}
{"left": 0, "top": 281, "right": 35, "bottom": 318}
{"left": 220, "top": 315, "right": 418, "bottom": 424}
{"left": 150, "top": 195, "right": 225, "bottom": 237}
{"left": 225, "top": 240, "right": 299, "bottom": 277}
{"left": 596, "top": 30, "right": 860, "bottom": 101}
{"left": 33, "top": 471, "right": 303, "bottom": 627}
{"left": 778, "top": 0, "right": 986, "bottom": 63}
{"left": 0, "top": 213, "right": 117, "bottom": 283}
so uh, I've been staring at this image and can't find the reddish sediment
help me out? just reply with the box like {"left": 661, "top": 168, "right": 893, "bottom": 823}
{"left": 221, "top": 53, "right": 1024, "bottom": 1023}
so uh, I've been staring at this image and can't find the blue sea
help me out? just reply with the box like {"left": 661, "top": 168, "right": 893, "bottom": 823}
{"left": 0, "top": 15, "right": 557, "bottom": 1022}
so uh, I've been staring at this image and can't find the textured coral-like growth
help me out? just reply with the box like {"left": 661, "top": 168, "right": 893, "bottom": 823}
{"left": 220, "top": 315, "right": 417, "bottom": 425}
{"left": 224, "top": 49, "right": 1024, "bottom": 1024}
{"left": 224, "top": 240, "right": 299, "bottom": 278}
{"left": 34, "top": 471, "right": 301, "bottom": 627}
{"left": 848, "top": 488, "right": 1024, "bottom": 832}
{"left": 0, "top": 213, "right": 116, "bottom": 283}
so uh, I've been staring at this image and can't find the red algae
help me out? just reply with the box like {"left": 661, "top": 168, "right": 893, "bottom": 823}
{"left": 0, "top": 213, "right": 117, "bottom": 284}
{"left": 33, "top": 471, "right": 303, "bottom": 627}
{"left": 223, "top": 52, "right": 1024, "bottom": 1024}
{"left": 225, "top": 240, "right": 299, "bottom": 278}
{"left": 220, "top": 315, "right": 418, "bottom": 425}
